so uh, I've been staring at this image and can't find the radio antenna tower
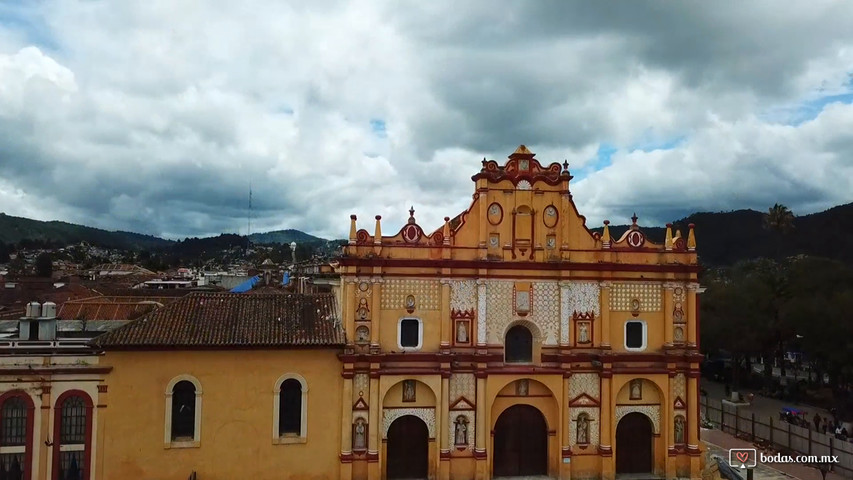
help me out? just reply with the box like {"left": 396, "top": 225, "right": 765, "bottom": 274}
{"left": 246, "top": 182, "right": 252, "bottom": 252}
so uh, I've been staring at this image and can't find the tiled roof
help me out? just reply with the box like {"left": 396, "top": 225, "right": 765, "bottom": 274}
{"left": 57, "top": 301, "right": 160, "bottom": 321}
{"left": 93, "top": 292, "right": 345, "bottom": 349}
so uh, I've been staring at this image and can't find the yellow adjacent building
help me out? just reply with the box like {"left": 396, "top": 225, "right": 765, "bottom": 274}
{"left": 79, "top": 145, "right": 702, "bottom": 480}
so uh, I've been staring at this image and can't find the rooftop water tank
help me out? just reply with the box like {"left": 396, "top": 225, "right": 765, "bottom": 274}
{"left": 41, "top": 301, "right": 57, "bottom": 319}
{"left": 26, "top": 302, "right": 41, "bottom": 318}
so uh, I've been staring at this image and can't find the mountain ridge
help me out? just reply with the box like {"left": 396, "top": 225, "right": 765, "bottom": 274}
{"left": 2, "top": 203, "right": 851, "bottom": 266}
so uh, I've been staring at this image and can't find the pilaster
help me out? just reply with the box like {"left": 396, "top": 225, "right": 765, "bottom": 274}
{"left": 599, "top": 371, "right": 613, "bottom": 480}
{"left": 367, "top": 373, "right": 381, "bottom": 480}
{"left": 476, "top": 280, "right": 487, "bottom": 346}
{"left": 687, "top": 283, "right": 698, "bottom": 347}
{"left": 439, "top": 375, "right": 451, "bottom": 480}
{"left": 474, "top": 373, "right": 488, "bottom": 480}
{"left": 663, "top": 283, "right": 674, "bottom": 346}
{"left": 440, "top": 279, "right": 452, "bottom": 350}
{"left": 599, "top": 282, "right": 611, "bottom": 348}
{"left": 340, "top": 376, "right": 354, "bottom": 480}
{"left": 370, "top": 277, "right": 383, "bottom": 350}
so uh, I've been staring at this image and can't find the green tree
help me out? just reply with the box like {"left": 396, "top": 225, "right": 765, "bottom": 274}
{"left": 35, "top": 252, "right": 53, "bottom": 277}
{"left": 763, "top": 203, "right": 795, "bottom": 260}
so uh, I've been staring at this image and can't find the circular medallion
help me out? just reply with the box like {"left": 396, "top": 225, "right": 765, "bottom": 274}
{"left": 626, "top": 230, "right": 645, "bottom": 248}
{"left": 402, "top": 224, "right": 421, "bottom": 243}
{"left": 487, "top": 203, "right": 503, "bottom": 225}
{"left": 543, "top": 205, "right": 558, "bottom": 228}
{"left": 358, "top": 282, "right": 369, "bottom": 292}
{"left": 631, "top": 298, "right": 640, "bottom": 311}
{"left": 674, "top": 287, "right": 683, "bottom": 296}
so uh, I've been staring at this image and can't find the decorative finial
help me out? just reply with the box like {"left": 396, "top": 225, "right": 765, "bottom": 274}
{"left": 687, "top": 223, "right": 696, "bottom": 251}
{"left": 664, "top": 223, "right": 673, "bottom": 251}
{"left": 374, "top": 215, "right": 382, "bottom": 246}
{"left": 348, "top": 215, "right": 358, "bottom": 245}
{"left": 409, "top": 206, "right": 415, "bottom": 217}
{"left": 442, "top": 216, "right": 451, "bottom": 246}
{"left": 482, "top": 157, "right": 487, "bottom": 166}
{"left": 631, "top": 213, "right": 638, "bottom": 224}
{"left": 602, "top": 220, "right": 611, "bottom": 249}
{"left": 563, "top": 160, "right": 569, "bottom": 171}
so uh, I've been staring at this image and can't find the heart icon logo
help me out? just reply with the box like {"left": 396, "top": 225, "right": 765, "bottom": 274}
{"left": 736, "top": 451, "right": 749, "bottom": 463}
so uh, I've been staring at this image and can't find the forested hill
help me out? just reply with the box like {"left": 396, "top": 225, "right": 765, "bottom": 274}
{"left": 596, "top": 203, "right": 853, "bottom": 266}
{"left": 0, "top": 212, "right": 171, "bottom": 250}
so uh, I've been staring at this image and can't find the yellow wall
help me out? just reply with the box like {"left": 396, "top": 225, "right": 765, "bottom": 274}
{"left": 100, "top": 349, "right": 342, "bottom": 480}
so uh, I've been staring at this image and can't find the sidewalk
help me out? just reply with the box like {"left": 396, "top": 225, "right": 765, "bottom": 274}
{"left": 703, "top": 428, "right": 845, "bottom": 480}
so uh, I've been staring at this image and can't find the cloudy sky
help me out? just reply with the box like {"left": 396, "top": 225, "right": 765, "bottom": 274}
{"left": 1, "top": 1, "right": 852, "bottom": 240}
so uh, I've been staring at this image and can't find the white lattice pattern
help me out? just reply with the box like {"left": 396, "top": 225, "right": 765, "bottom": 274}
{"left": 567, "top": 282, "right": 601, "bottom": 316}
{"left": 381, "top": 278, "right": 440, "bottom": 310}
{"left": 449, "top": 411, "right": 475, "bottom": 449}
{"left": 560, "top": 284, "right": 571, "bottom": 344}
{"left": 382, "top": 408, "right": 436, "bottom": 438}
{"left": 532, "top": 282, "right": 560, "bottom": 345}
{"left": 353, "top": 374, "right": 369, "bottom": 401}
{"left": 569, "top": 407, "right": 599, "bottom": 447}
{"left": 569, "top": 373, "right": 600, "bottom": 401}
{"left": 615, "top": 405, "right": 660, "bottom": 434}
{"left": 449, "top": 374, "right": 475, "bottom": 404}
{"left": 450, "top": 280, "right": 477, "bottom": 311}
{"left": 486, "top": 281, "right": 514, "bottom": 343}
{"left": 672, "top": 373, "right": 686, "bottom": 404}
{"left": 610, "top": 282, "right": 662, "bottom": 311}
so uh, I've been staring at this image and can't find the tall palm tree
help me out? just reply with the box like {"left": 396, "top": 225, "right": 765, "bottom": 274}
{"left": 763, "top": 204, "right": 795, "bottom": 381}
{"left": 763, "top": 203, "right": 795, "bottom": 236}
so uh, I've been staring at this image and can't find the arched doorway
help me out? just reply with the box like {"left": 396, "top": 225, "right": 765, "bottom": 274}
{"left": 493, "top": 405, "right": 547, "bottom": 477}
{"left": 386, "top": 415, "right": 428, "bottom": 479}
{"left": 616, "top": 412, "right": 653, "bottom": 474}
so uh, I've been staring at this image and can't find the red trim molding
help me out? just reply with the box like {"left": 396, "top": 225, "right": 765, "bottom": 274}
{"left": 0, "top": 390, "right": 35, "bottom": 480}
{"left": 51, "top": 390, "right": 94, "bottom": 480}
{"left": 338, "top": 257, "right": 700, "bottom": 274}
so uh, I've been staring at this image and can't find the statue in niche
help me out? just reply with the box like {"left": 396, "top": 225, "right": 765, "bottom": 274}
{"left": 630, "top": 379, "right": 642, "bottom": 400}
{"left": 356, "top": 326, "right": 369, "bottom": 343}
{"left": 403, "top": 380, "right": 416, "bottom": 402}
{"left": 516, "top": 379, "right": 529, "bottom": 396}
{"left": 674, "top": 416, "right": 685, "bottom": 445}
{"left": 577, "top": 414, "right": 589, "bottom": 444}
{"left": 353, "top": 419, "right": 367, "bottom": 450}
{"left": 454, "top": 416, "right": 468, "bottom": 445}
{"left": 456, "top": 321, "right": 468, "bottom": 343}
{"left": 578, "top": 322, "right": 590, "bottom": 344}
{"left": 674, "top": 326, "right": 684, "bottom": 342}
{"left": 516, "top": 290, "right": 530, "bottom": 314}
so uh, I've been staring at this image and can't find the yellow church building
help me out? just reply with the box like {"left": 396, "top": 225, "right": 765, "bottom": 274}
{"left": 85, "top": 145, "right": 703, "bottom": 480}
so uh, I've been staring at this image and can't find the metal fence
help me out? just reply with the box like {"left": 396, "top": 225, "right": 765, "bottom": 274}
{"left": 701, "top": 397, "right": 853, "bottom": 476}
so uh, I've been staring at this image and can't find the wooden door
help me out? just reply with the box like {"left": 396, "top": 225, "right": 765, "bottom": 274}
{"left": 615, "top": 412, "right": 653, "bottom": 474}
{"left": 386, "top": 416, "right": 428, "bottom": 479}
{"left": 493, "top": 405, "right": 547, "bottom": 477}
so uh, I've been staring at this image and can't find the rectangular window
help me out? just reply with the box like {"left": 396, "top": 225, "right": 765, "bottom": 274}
{"left": 399, "top": 319, "right": 420, "bottom": 348}
{"left": 625, "top": 321, "right": 645, "bottom": 350}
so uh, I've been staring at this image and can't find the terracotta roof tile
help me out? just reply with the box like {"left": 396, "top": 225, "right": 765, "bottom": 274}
{"left": 93, "top": 292, "right": 345, "bottom": 349}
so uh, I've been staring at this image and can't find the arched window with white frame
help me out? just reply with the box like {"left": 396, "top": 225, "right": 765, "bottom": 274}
{"left": 273, "top": 374, "right": 308, "bottom": 444}
{"left": 164, "top": 375, "right": 202, "bottom": 448}
{"left": 0, "top": 391, "right": 34, "bottom": 480}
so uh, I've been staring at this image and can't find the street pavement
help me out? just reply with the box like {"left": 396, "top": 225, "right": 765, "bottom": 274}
{"left": 701, "top": 379, "right": 835, "bottom": 424}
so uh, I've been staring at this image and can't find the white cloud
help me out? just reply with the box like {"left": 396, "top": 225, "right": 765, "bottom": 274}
{"left": 0, "top": 1, "right": 852, "bottom": 241}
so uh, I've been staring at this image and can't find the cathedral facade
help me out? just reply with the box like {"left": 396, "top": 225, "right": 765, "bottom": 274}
{"left": 337, "top": 146, "right": 704, "bottom": 480}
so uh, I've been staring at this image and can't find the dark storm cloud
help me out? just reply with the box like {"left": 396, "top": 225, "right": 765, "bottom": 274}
{"left": 0, "top": 1, "right": 851, "bottom": 239}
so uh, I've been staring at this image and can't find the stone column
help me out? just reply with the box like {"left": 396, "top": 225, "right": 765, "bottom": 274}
{"left": 439, "top": 374, "right": 451, "bottom": 480}
{"left": 687, "top": 371, "right": 701, "bottom": 478}
{"left": 559, "top": 281, "right": 571, "bottom": 346}
{"left": 474, "top": 373, "right": 488, "bottom": 480}
{"left": 686, "top": 283, "right": 698, "bottom": 347}
{"left": 561, "top": 374, "right": 571, "bottom": 480}
{"left": 40, "top": 385, "right": 52, "bottom": 480}
{"left": 340, "top": 376, "right": 354, "bottom": 480}
{"left": 344, "top": 279, "right": 357, "bottom": 345}
{"left": 370, "top": 278, "right": 383, "bottom": 349}
{"left": 599, "top": 373, "right": 614, "bottom": 480}
{"left": 367, "top": 374, "right": 381, "bottom": 480}
{"left": 665, "top": 374, "right": 675, "bottom": 479}
{"left": 95, "top": 384, "right": 109, "bottom": 480}
{"left": 663, "top": 283, "right": 674, "bottom": 346}
{"left": 440, "top": 279, "right": 452, "bottom": 349}
{"left": 476, "top": 280, "right": 487, "bottom": 346}
{"left": 599, "top": 282, "right": 611, "bottom": 348}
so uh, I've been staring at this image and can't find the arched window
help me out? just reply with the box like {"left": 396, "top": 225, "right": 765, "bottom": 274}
{"left": 171, "top": 381, "right": 196, "bottom": 440}
{"left": 279, "top": 380, "right": 302, "bottom": 436}
{"left": 273, "top": 374, "right": 308, "bottom": 444}
{"left": 505, "top": 325, "right": 533, "bottom": 363}
{"left": 52, "top": 391, "right": 93, "bottom": 480}
{"left": 0, "top": 392, "right": 33, "bottom": 480}
{"left": 164, "top": 375, "right": 202, "bottom": 448}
